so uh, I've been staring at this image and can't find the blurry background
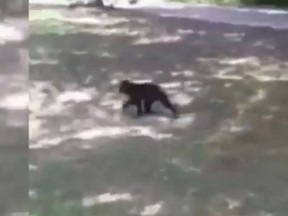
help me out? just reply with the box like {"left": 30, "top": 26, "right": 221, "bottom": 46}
{"left": 0, "top": 0, "right": 28, "bottom": 216}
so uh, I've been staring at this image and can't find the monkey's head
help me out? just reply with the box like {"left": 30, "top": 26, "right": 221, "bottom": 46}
{"left": 119, "top": 80, "right": 132, "bottom": 94}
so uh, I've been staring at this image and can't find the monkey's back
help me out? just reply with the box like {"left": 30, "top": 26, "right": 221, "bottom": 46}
{"left": 130, "top": 83, "right": 165, "bottom": 100}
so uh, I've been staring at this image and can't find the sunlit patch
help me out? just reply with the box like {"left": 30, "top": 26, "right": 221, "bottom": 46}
{"left": 0, "top": 93, "right": 28, "bottom": 110}
{"left": 249, "top": 89, "right": 266, "bottom": 103}
{"left": 224, "top": 82, "right": 233, "bottom": 88}
{"left": 30, "top": 125, "right": 173, "bottom": 149}
{"left": 246, "top": 74, "right": 288, "bottom": 82}
{"left": 30, "top": 135, "right": 65, "bottom": 149}
{"left": 101, "top": 100, "right": 122, "bottom": 111}
{"left": 41, "top": 137, "right": 65, "bottom": 146}
{"left": 177, "top": 29, "right": 195, "bottom": 35}
{"left": 220, "top": 120, "right": 251, "bottom": 135}
{"left": 29, "top": 164, "right": 38, "bottom": 171}
{"left": 253, "top": 41, "right": 274, "bottom": 49}
{"left": 57, "top": 91, "right": 92, "bottom": 103}
{"left": 219, "top": 57, "right": 260, "bottom": 66}
{"left": 100, "top": 52, "right": 114, "bottom": 58}
{"left": 0, "top": 24, "right": 25, "bottom": 43}
{"left": 29, "top": 117, "right": 42, "bottom": 138}
{"left": 141, "top": 202, "right": 163, "bottom": 216}
{"left": 160, "top": 12, "right": 199, "bottom": 19}
{"left": 236, "top": 8, "right": 288, "bottom": 14}
{"left": 224, "top": 33, "right": 245, "bottom": 41}
{"left": 171, "top": 72, "right": 180, "bottom": 77}
{"left": 171, "top": 70, "right": 194, "bottom": 77}
{"left": 262, "top": 114, "right": 274, "bottom": 121}
{"left": 170, "top": 158, "right": 202, "bottom": 173}
{"left": 210, "top": 195, "right": 243, "bottom": 214}
{"left": 197, "top": 30, "right": 207, "bottom": 36}
{"left": 82, "top": 193, "right": 133, "bottom": 207}
{"left": 196, "top": 57, "right": 219, "bottom": 63}
{"left": 130, "top": 79, "right": 153, "bottom": 84}
{"left": 184, "top": 80, "right": 202, "bottom": 86}
{"left": 74, "top": 126, "right": 173, "bottom": 140}
{"left": 29, "top": 9, "right": 63, "bottom": 21}
{"left": 183, "top": 70, "right": 195, "bottom": 77}
{"left": 41, "top": 103, "right": 66, "bottom": 116}
{"left": 81, "top": 144, "right": 93, "bottom": 150}
{"left": 172, "top": 114, "right": 196, "bottom": 128}
{"left": 83, "top": 75, "right": 94, "bottom": 85}
{"left": 10, "top": 212, "right": 28, "bottom": 216}
{"left": 213, "top": 74, "right": 243, "bottom": 80}
{"left": 229, "top": 125, "right": 250, "bottom": 134}
{"left": 29, "top": 59, "right": 59, "bottom": 65}
{"left": 74, "top": 127, "right": 128, "bottom": 140}
{"left": 133, "top": 35, "right": 181, "bottom": 45}
{"left": 161, "top": 81, "right": 181, "bottom": 89}
{"left": 226, "top": 198, "right": 241, "bottom": 210}
{"left": 258, "top": 212, "right": 275, "bottom": 216}
{"left": 173, "top": 93, "right": 193, "bottom": 106}
{"left": 99, "top": 93, "right": 123, "bottom": 110}
{"left": 59, "top": 17, "right": 102, "bottom": 25}
{"left": 29, "top": 190, "right": 37, "bottom": 199}
{"left": 83, "top": 28, "right": 140, "bottom": 36}
{"left": 155, "top": 70, "right": 163, "bottom": 75}
{"left": 185, "top": 86, "right": 201, "bottom": 93}
{"left": 110, "top": 78, "right": 121, "bottom": 86}
{"left": 178, "top": 29, "right": 207, "bottom": 36}
{"left": 91, "top": 107, "right": 110, "bottom": 118}
{"left": 71, "top": 50, "right": 89, "bottom": 55}
{"left": 58, "top": 16, "right": 130, "bottom": 26}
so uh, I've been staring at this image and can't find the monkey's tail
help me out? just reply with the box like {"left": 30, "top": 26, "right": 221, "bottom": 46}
{"left": 161, "top": 96, "right": 178, "bottom": 117}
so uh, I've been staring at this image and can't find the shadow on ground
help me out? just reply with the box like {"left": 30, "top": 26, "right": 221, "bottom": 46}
{"left": 29, "top": 8, "right": 288, "bottom": 216}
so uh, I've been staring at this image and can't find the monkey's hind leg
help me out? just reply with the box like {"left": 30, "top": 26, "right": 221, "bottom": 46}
{"left": 136, "top": 100, "right": 144, "bottom": 117}
{"left": 144, "top": 100, "right": 153, "bottom": 114}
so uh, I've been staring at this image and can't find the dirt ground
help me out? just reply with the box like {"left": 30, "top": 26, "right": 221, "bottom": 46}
{"left": 29, "top": 8, "right": 288, "bottom": 216}
{"left": 0, "top": 18, "right": 28, "bottom": 216}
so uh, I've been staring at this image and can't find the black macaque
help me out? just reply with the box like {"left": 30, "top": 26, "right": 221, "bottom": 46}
{"left": 119, "top": 80, "right": 178, "bottom": 118}
{"left": 68, "top": 0, "right": 115, "bottom": 10}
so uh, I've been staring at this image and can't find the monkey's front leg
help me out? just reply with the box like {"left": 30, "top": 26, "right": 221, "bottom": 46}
{"left": 122, "top": 99, "right": 143, "bottom": 117}
{"left": 122, "top": 100, "right": 131, "bottom": 111}
{"left": 136, "top": 99, "right": 144, "bottom": 117}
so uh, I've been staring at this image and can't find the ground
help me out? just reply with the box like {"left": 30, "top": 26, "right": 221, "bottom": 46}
{"left": 0, "top": 18, "right": 28, "bottom": 216}
{"left": 27, "top": 6, "right": 288, "bottom": 216}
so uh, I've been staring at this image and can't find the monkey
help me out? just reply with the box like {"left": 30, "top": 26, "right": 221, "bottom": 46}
{"left": 68, "top": 0, "right": 115, "bottom": 10}
{"left": 119, "top": 80, "right": 178, "bottom": 118}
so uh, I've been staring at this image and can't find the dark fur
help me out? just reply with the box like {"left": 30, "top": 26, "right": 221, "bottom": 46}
{"left": 119, "top": 80, "right": 178, "bottom": 118}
